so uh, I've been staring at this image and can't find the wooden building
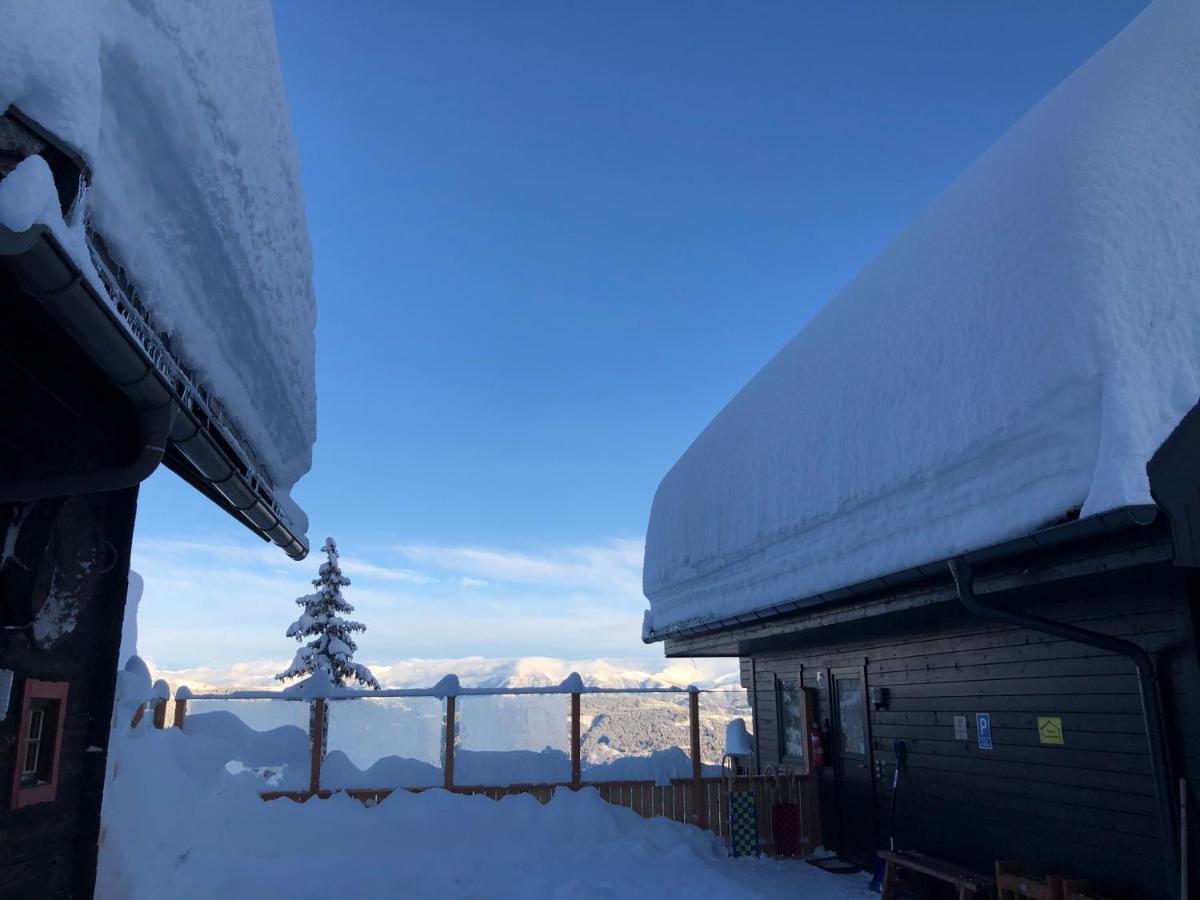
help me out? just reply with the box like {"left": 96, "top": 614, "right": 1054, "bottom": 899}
{"left": 641, "top": 4, "right": 1198, "bottom": 898}
{"left": 0, "top": 107, "right": 310, "bottom": 897}
{"left": 657, "top": 435, "right": 1199, "bottom": 898}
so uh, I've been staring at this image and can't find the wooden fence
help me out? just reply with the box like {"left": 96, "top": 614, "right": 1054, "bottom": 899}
{"left": 155, "top": 681, "right": 821, "bottom": 855}
{"left": 259, "top": 775, "right": 819, "bottom": 853}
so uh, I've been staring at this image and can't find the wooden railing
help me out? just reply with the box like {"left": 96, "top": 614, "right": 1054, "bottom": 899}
{"left": 259, "top": 775, "right": 820, "bottom": 853}
{"left": 260, "top": 688, "right": 721, "bottom": 827}
{"left": 160, "top": 676, "right": 821, "bottom": 853}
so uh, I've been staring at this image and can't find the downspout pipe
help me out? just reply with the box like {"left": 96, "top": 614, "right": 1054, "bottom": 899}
{"left": 948, "top": 558, "right": 1180, "bottom": 899}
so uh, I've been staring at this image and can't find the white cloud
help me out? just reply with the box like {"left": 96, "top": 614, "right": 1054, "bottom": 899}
{"left": 388, "top": 537, "right": 643, "bottom": 596}
{"left": 130, "top": 534, "right": 653, "bottom": 671}
{"left": 339, "top": 558, "right": 435, "bottom": 584}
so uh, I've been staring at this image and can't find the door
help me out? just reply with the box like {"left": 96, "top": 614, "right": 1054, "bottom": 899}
{"left": 830, "top": 667, "right": 876, "bottom": 862}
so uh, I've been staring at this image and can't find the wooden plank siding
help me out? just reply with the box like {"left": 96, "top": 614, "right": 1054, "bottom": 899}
{"left": 262, "top": 776, "right": 821, "bottom": 853}
{"left": 744, "top": 562, "right": 1200, "bottom": 900}
{"left": 0, "top": 488, "right": 140, "bottom": 900}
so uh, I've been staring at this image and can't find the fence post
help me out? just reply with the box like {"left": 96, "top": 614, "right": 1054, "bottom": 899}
{"left": 152, "top": 697, "right": 168, "bottom": 729}
{"left": 570, "top": 692, "right": 581, "bottom": 789}
{"left": 309, "top": 698, "right": 325, "bottom": 796}
{"left": 173, "top": 697, "right": 187, "bottom": 729}
{"left": 689, "top": 688, "right": 707, "bottom": 829}
{"left": 444, "top": 695, "right": 456, "bottom": 790}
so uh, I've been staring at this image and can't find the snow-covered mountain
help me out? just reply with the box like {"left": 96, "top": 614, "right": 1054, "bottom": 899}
{"left": 369, "top": 656, "right": 742, "bottom": 692}
{"left": 157, "top": 657, "right": 750, "bottom": 771}
{"left": 152, "top": 655, "right": 742, "bottom": 695}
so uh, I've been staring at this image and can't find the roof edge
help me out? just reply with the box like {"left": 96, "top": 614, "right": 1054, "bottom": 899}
{"left": 0, "top": 219, "right": 309, "bottom": 560}
{"left": 643, "top": 504, "right": 1158, "bottom": 644}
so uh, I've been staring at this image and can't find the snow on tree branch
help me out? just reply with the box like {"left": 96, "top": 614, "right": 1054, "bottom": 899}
{"left": 276, "top": 537, "right": 381, "bottom": 690}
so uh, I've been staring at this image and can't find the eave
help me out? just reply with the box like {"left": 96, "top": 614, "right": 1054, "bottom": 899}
{"left": 0, "top": 108, "right": 308, "bottom": 560}
{"left": 650, "top": 504, "right": 1162, "bottom": 654}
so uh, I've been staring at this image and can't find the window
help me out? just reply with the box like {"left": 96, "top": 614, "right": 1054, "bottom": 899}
{"left": 9, "top": 679, "right": 68, "bottom": 809}
{"left": 22, "top": 706, "right": 46, "bottom": 785}
{"left": 834, "top": 675, "right": 867, "bottom": 756}
{"left": 775, "top": 677, "right": 809, "bottom": 770}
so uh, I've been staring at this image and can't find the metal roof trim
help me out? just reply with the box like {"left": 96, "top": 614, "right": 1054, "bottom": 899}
{"left": 643, "top": 504, "right": 1160, "bottom": 644}
{"left": 0, "top": 221, "right": 309, "bottom": 560}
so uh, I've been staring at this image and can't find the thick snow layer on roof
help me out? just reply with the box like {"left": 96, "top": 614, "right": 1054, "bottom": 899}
{"left": 643, "top": 0, "right": 1200, "bottom": 638}
{"left": 0, "top": 0, "right": 316, "bottom": 492}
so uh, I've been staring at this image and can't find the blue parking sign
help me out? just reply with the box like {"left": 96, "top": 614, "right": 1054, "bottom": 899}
{"left": 976, "top": 713, "right": 993, "bottom": 750}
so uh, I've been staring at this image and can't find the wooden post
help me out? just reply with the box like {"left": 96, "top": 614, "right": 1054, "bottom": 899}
{"left": 309, "top": 698, "right": 325, "bottom": 796}
{"left": 173, "top": 697, "right": 188, "bottom": 730}
{"left": 689, "top": 688, "right": 707, "bottom": 828}
{"left": 130, "top": 702, "right": 145, "bottom": 729}
{"left": 443, "top": 695, "right": 456, "bottom": 789}
{"left": 570, "top": 692, "right": 581, "bottom": 789}
{"left": 152, "top": 697, "right": 168, "bottom": 729}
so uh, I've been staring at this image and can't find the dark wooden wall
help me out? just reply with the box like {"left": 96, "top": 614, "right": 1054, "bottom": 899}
{"left": 746, "top": 563, "right": 1200, "bottom": 899}
{"left": 0, "top": 488, "right": 139, "bottom": 899}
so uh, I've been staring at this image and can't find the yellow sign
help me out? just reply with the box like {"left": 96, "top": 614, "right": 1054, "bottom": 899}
{"left": 1038, "top": 716, "right": 1064, "bottom": 745}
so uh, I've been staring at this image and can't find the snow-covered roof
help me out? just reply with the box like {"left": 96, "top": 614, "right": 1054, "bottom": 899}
{"left": 642, "top": 0, "right": 1200, "bottom": 640}
{"left": 0, "top": 1, "right": 316, "bottom": 495}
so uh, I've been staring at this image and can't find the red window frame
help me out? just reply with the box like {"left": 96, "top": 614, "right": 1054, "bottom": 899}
{"left": 9, "top": 679, "right": 69, "bottom": 809}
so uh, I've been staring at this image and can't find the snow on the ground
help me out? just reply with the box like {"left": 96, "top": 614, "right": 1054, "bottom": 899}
{"left": 117, "top": 571, "right": 143, "bottom": 671}
{"left": 643, "top": 0, "right": 1200, "bottom": 637}
{"left": 0, "top": 1, "right": 315, "bottom": 494}
{"left": 99, "top": 662, "right": 872, "bottom": 900}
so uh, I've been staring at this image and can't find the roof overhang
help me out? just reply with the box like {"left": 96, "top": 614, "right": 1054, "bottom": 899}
{"left": 0, "top": 109, "right": 308, "bottom": 559}
{"left": 650, "top": 504, "right": 1161, "bottom": 652}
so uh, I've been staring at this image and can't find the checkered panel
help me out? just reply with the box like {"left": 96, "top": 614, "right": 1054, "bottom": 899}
{"left": 728, "top": 790, "right": 759, "bottom": 858}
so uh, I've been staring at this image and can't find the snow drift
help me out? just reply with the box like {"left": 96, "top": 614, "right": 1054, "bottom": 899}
{"left": 0, "top": 1, "right": 316, "bottom": 492}
{"left": 98, "top": 678, "right": 864, "bottom": 899}
{"left": 643, "top": 0, "right": 1200, "bottom": 637}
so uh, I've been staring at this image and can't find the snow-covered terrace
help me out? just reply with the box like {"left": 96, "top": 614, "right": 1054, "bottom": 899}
{"left": 100, "top": 661, "right": 859, "bottom": 899}
{"left": 643, "top": 0, "right": 1200, "bottom": 641}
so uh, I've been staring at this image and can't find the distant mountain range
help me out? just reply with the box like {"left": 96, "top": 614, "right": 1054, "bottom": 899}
{"left": 158, "top": 656, "right": 751, "bottom": 770}
{"left": 151, "top": 655, "right": 743, "bottom": 694}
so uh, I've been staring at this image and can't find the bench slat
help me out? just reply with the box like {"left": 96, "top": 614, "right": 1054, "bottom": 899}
{"left": 878, "top": 851, "right": 995, "bottom": 889}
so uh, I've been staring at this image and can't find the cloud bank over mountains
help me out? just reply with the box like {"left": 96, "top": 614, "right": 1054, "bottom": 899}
{"left": 145, "top": 654, "right": 740, "bottom": 695}
{"left": 133, "top": 534, "right": 653, "bottom": 669}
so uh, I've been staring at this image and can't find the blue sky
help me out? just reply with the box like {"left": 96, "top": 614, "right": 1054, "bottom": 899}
{"left": 132, "top": 0, "right": 1147, "bottom": 675}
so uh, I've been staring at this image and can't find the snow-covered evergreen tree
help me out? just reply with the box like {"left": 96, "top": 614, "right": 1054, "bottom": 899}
{"left": 276, "top": 537, "right": 381, "bottom": 690}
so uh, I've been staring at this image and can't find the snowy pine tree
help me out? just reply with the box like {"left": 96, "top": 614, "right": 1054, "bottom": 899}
{"left": 276, "top": 537, "right": 381, "bottom": 690}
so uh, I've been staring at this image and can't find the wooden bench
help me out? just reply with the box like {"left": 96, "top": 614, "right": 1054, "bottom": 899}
{"left": 995, "top": 860, "right": 1070, "bottom": 900}
{"left": 879, "top": 850, "right": 995, "bottom": 900}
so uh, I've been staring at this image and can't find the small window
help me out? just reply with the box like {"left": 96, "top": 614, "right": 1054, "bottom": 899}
{"left": 21, "top": 705, "right": 47, "bottom": 785}
{"left": 775, "top": 677, "right": 809, "bottom": 770}
{"left": 9, "top": 679, "right": 68, "bottom": 809}
{"left": 834, "top": 675, "right": 867, "bottom": 756}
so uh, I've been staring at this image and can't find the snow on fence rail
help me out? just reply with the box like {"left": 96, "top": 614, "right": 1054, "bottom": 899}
{"left": 137, "top": 672, "right": 819, "bottom": 852}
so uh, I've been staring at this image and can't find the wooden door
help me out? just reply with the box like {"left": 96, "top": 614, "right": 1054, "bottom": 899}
{"left": 830, "top": 667, "right": 876, "bottom": 862}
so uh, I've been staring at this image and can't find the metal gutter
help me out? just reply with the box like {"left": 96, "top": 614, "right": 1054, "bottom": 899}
{"left": 0, "top": 402, "right": 177, "bottom": 502}
{"left": 0, "top": 222, "right": 308, "bottom": 560}
{"left": 949, "top": 557, "right": 1180, "bottom": 900}
{"left": 644, "top": 504, "right": 1158, "bottom": 643}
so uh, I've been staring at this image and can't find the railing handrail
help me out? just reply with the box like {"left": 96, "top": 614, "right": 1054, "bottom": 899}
{"left": 179, "top": 684, "right": 742, "bottom": 701}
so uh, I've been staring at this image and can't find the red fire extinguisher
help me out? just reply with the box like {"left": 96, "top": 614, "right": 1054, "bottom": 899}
{"left": 810, "top": 722, "right": 827, "bottom": 769}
